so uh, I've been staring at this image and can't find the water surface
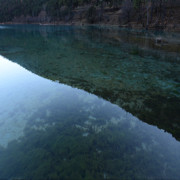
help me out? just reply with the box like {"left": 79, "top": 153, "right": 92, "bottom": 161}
{"left": 0, "top": 25, "right": 180, "bottom": 179}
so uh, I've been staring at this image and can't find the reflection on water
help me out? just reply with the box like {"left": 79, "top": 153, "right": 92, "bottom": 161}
{"left": 0, "top": 25, "right": 179, "bottom": 141}
{"left": 0, "top": 25, "right": 180, "bottom": 179}
{"left": 0, "top": 55, "right": 180, "bottom": 179}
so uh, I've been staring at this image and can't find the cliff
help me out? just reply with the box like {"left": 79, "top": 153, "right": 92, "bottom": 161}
{"left": 1, "top": 0, "right": 180, "bottom": 31}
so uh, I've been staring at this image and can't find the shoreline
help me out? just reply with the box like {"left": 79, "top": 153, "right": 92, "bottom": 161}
{"left": 1, "top": 21, "right": 180, "bottom": 32}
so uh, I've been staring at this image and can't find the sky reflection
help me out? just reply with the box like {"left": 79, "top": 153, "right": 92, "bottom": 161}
{"left": 0, "top": 55, "right": 179, "bottom": 147}
{"left": 0, "top": 55, "right": 180, "bottom": 179}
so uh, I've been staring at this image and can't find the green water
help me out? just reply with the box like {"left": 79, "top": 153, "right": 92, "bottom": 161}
{"left": 0, "top": 25, "right": 180, "bottom": 179}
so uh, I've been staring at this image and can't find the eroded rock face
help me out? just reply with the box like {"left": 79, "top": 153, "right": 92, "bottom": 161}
{"left": 0, "top": 25, "right": 179, "bottom": 140}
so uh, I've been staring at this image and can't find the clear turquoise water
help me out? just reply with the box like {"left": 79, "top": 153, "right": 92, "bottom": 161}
{"left": 0, "top": 25, "right": 180, "bottom": 179}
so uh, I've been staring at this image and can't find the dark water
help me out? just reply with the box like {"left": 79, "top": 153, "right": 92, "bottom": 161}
{"left": 0, "top": 25, "right": 180, "bottom": 179}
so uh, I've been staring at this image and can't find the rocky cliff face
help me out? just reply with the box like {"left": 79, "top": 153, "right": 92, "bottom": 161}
{"left": 7, "top": 2, "right": 180, "bottom": 32}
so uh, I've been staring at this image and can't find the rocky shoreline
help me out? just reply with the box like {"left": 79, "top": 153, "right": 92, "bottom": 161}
{"left": 1, "top": 21, "right": 180, "bottom": 32}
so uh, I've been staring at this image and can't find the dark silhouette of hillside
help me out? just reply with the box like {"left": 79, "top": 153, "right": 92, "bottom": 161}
{"left": 0, "top": 0, "right": 180, "bottom": 31}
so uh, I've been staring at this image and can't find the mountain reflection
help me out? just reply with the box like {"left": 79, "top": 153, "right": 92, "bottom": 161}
{"left": 0, "top": 25, "right": 179, "bottom": 141}
{"left": 0, "top": 55, "right": 180, "bottom": 179}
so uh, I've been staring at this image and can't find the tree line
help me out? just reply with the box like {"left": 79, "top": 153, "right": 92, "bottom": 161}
{"left": 0, "top": 0, "right": 178, "bottom": 29}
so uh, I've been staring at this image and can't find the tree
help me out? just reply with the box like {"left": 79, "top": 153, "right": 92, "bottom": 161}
{"left": 122, "top": 0, "right": 133, "bottom": 24}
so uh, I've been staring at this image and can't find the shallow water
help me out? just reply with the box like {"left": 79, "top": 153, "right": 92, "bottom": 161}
{"left": 0, "top": 25, "right": 180, "bottom": 179}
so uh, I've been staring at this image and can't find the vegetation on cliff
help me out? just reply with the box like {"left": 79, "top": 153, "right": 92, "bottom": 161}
{"left": 0, "top": 0, "right": 179, "bottom": 30}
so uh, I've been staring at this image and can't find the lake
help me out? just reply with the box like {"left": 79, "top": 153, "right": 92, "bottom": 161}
{"left": 0, "top": 24, "right": 180, "bottom": 179}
